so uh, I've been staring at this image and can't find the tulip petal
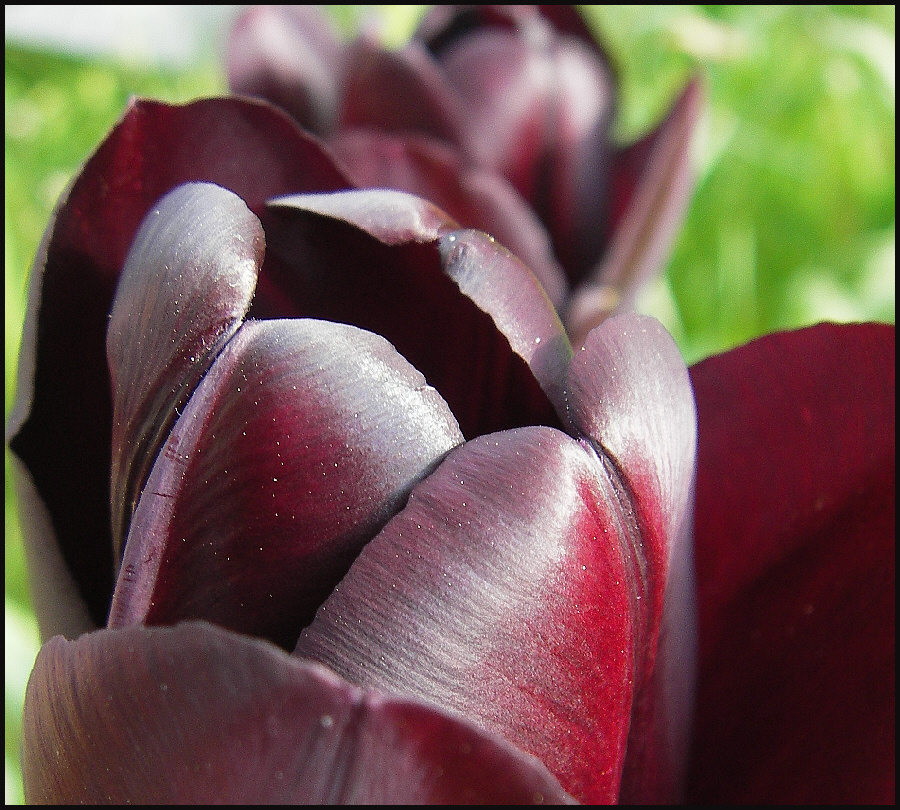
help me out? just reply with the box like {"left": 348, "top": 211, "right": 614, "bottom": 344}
{"left": 108, "top": 317, "right": 463, "bottom": 651}
{"left": 332, "top": 129, "right": 569, "bottom": 307}
{"left": 565, "top": 79, "right": 702, "bottom": 348}
{"left": 565, "top": 313, "right": 698, "bottom": 802}
{"left": 23, "top": 621, "right": 575, "bottom": 804}
{"left": 107, "top": 182, "right": 263, "bottom": 561}
{"left": 227, "top": 5, "right": 345, "bottom": 136}
{"left": 265, "top": 189, "right": 570, "bottom": 436}
{"left": 687, "top": 322, "right": 895, "bottom": 803}
{"left": 340, "top": 34, "right": 463, "bottom": 143}
{"left": 297, "top": 425, "right": 648, "bottom": 804}
{"left": 6, "top": 97, "right": 351, "bottom": 631}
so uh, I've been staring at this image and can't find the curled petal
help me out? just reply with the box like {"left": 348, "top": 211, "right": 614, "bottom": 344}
{"left": 109, "top": 318, "right": 463, "bottom": 651}
{"left": 565, "top": 313, "right": 698, "bottom": 802}
{"left": 6, "top": 96, "right": 351, "bottom": 631}
{"left": 297, "top": 426, "right": 648, "bottom": 804}
{"left": 107, "top": 182, "right": 263, "bottom": 561}
{"left": 265, "top": 189, "right": 569, "bottom": 437}
{"left": 23, "top": 621, "right": 575, "bottom": 804}
{"left": 688, "top": 322, "right": 895, "bottom": 803}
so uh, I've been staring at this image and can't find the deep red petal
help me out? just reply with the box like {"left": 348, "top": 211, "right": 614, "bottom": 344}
{"left": 263, "top": 189, "right": 568, "bottom": 437}
{"left": 296, "top": 426, "right": 643, "bottom": 803}
{"left": 6, "top": 97, "right": 352, "bottom": 630}
{"left": 687, "top": 322, "right": 895, "bottom": 803}
{"left": 108, "top": 318, "right": 463, "bottom": 651}
{"left": 565, "top": 313, "right": 698, "bottom": 802}
{"left": 23, "top": 622, "right": 575, "bottom": 804}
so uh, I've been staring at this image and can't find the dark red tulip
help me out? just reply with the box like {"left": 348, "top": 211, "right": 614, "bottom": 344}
{"left": 227, "top": 5, "right": 701, "bottom": 346}
{"left": 8, "top": 31, "right": 894, "bottom": 809}
{"left": 9, "top": 96, "right": 698, "bottom": 804}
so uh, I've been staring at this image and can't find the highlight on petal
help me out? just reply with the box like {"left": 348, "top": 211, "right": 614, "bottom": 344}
{"left": 565, "top": 78, "right": 702, "bottom": 348}
{"left": 22, "top": 621, "right": 575, "bottom": 804}
{"left": 227, "top": 4, "right": 345, "bottom": 136}
{"left": 687, "top": 322, "right": 895, "bottom": 804}
{"left": 107, "top": 182, "right": 264, "bottom": 561}
{"left": 6, "top": 96, "right": 352, "bottom": 631}
{"left": 297, "top": 425, "right": 651, "bottom": 804}
{"left": 331, "top": 129, "right": 569, "bottom": 307}
{"left": 565, "top": 312, "right": 698, "bottom": 802}
{"left": 265, "top": 189, "right": 569, "bottom": 438}
{"left": 108, "top": 318, "right": 463, "bottom": 652}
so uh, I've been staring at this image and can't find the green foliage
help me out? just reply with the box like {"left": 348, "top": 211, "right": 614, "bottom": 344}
{"left": 4, "top": 5, "right": 894, "bottom": 804}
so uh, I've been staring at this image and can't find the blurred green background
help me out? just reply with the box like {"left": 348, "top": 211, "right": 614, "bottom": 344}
{"left": 5, "top": 5, "right": 894, "bottom": 803}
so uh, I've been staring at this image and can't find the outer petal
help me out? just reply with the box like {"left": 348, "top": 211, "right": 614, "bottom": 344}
{"left": 23, "top": 621, "right": 575, "bottom": 804}
{"left": 107, "top": 182, "right": 263, "bottom": 561}
{"left": 6, "top": 97, "right": 351, "bottom": 633}
{"left": 227, "top": 5, "right": 345, "bottom": 136}
{"left": 296, "top": 426, "right": 642, "bottom": 804}
{"left": 265, "top": 189, "right": 571, "bottom": 436}
{"left": 565, "top": 313, "right": 698, "bottom": 802}
{"left": 108, "top": 317, "right": 463, "bottom": 651}
{"left": 687, "top": 322, "right": 895, "bottom": 803}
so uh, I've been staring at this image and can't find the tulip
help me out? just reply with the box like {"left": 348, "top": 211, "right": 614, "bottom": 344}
{"left": 9, "top": 96, "right": 697, "bottom": 804}
{"left": 226, "top": 4, "right": 701, "bottom": 347}
{"left": 8, "top": 91, "right": 893, "bottom": 805}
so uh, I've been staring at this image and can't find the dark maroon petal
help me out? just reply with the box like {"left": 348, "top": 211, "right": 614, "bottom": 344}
{"left": 108, "top": 318, "right": 463, "bottom": 651}
{"left": 332, "top": 129, "right": 569, "bottom": 307}
{"left": 687, "top": 322, "right": 895, "bottom": 804}
{"left": 565, "top": 79, "right": 702, "bottom": 348}
{"left": 6, "top": 97, "right": 352, "bottom": 630}
{"left": 530, "top": 35, "right": 617, "bottom": 286}
{"left": 565, "top": 313, "right": 697, "bottom": 802}
{"left": 339, "top": 34, "right": 463, "bottom": 143}
{"left": 107, "top": 182, "right": 263, "bottom": 561}
{"left": 227, "top": 5, "right": 345, "bottom": 135}
{"left": 436, "top": 26, "right": 557, "bottom": 200}
{"left": 23, "top": 621, "right": 575, "bottom": 804}
{"left": 264, "top": 189, "right": 569, "bottom": 437}
{"left": 416, "top": 5, "right": 617, "bottom": 286}
{"left": 296, "top": 426, "right": 646, "bottom": 804}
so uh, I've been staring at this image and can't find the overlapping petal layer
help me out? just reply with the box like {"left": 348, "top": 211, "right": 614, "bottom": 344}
{"left": 7, "top": 97, "right": 352, "bottom": 630}
{"left": 296, "top": 426, "right": 640, "bottom": 804}
{"left": 264, "top": 188, "right": 570, "bottom": 436}
{"left": 295, "top": 313, "right": 697, "bottom": 803}
{"left": 225, "top": 4, "right": 701, "bottom": 338}
{"left": 106, "top": 183, "right": 264, "bottom": 560}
